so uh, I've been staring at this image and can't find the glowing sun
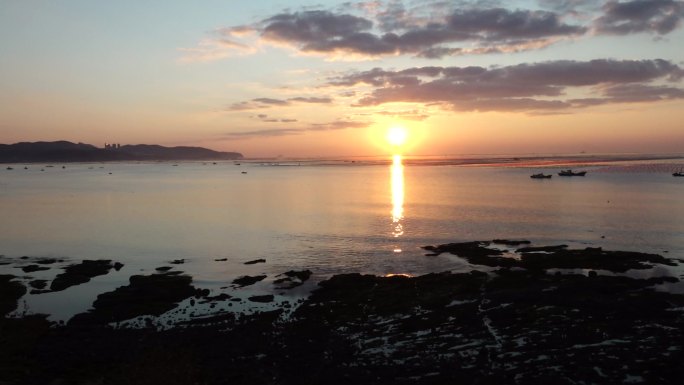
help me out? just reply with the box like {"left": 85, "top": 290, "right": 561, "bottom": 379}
{"left": 386, "top": 126, "right": 408, "bottom": 146}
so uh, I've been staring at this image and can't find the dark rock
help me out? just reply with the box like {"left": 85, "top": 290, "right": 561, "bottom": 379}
{"left": 29, "top": 280, "right": 48, "bottom": 290}
{"left": 248, "top": 295, "right": 274, "bottom": 303}
{"left": 170, "top": 259, "right": 185, "bottom": 264}
{"left": 214, "top": 258, "right": 227, "bottom": 262}
{"left": 35, "top": 258, "right": 59, "bottom": 265}
{"left": 30, "top": 289, "right": 52, "bottom": 295}
{"left": 422, "top": 241, "right": 517, "bottom": 267}
{"left": 492, "top": 239, "right": 531, "bottom": 246}
{"left": 50, "top": 260, "right": 116, "bottom": 292}
{"left": 113, "top": 262, "right": 124, "bottom": 271}
{"left": 274, "top": 270, "right": 313, "bottom": 289}
{"left": 68, "top": 272, "right": 203, "bottom": 325}
{"left": 516, "top": 244, "right": 568, "bottom": 253}
{"left": 200, "top": 293, "right": 232, "bottom": 303}
{"left": 426, "top": 241, "right": 678, "bottom": 272}
{"left": 0, "top": 275, "right": 26, "bottom": 316}
{"left": 21, "top": 265, "right": 50, "bottom": 273}
{"left": 519, "top": 247, "right": 677, "bottom": 272}
{"left": 232, "top": 275, "right": 267, "bottom": 287}
{"left": 244, "top": 259, "right": 266, "bottom": 265}
{"left": 155, "top": 266, "right": 173, "bottom": 272}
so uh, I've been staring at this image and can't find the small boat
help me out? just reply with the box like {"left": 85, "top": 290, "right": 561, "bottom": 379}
{"left": 530, "top": 173, "right": 552, "bottom": 179}
{"left": 6, "top": 166, "right": 13, "bottom": 170}
{"left": 674, "top": 171, "right": 684, "bottom": 177}
{"left": 558, "top": 169, "right": 587, "bottom": 176}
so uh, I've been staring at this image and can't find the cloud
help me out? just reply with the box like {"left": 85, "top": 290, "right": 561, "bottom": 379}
{"left": 225, "top": 128, "right": 303, "bottom": 137}
{"left": 288, "top": 97, "right": 333, "bottom": 103}
{"left": 594, "top": 0, "right": 684, "bottom": 35}
{"left": 252, "top": 114, "right": 299, "bottom": 123}
{"left": 375, "top": 109, "right": 430, "bottom": 120}
{"left": 228, "top": 96, "right": 333, "bottom": 111}
{"left": 255, "top": 8, "right": 585, "bottom": 58}
{"left": 329, "top": 59, "right": 684, "bottom": 113}
{"left": 184, "top": 1, "right": 684, "bottom": 61}
{"left": 224, "top": 120, "right": 370, "bottom": 139}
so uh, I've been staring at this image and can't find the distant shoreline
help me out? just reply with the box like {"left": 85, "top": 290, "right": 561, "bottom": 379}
{"left": 0, "top": 141, "right": 243, "bottom": 163}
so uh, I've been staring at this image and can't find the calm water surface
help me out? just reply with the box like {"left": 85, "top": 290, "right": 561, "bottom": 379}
{"left": 1, "top": 158, "right": 683, "bottom": 319}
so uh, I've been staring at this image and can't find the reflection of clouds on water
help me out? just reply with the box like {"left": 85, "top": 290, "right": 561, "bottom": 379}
{"left": 391, "top": 154, "right": 404, "bottom": 241}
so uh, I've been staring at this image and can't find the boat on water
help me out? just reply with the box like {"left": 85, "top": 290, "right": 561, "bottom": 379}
{"left": 530, "top": 173, "right": 552, "bottom": 179}
{"left": 674, "top": 171, "right": 684, "bottom": 177}
{"left": 558, "top": 169, "right": 587, "bottom": 176}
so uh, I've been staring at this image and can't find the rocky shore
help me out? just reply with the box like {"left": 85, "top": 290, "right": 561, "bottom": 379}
{"left": 1, "top": 241, "right": 684, "bottom": 384}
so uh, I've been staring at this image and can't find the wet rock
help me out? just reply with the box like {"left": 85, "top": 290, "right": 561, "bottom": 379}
{"left": 200, "top": 293, "right": 232, "bottom": 303}
{"left": 35, "top": 258, "right": 60, "bottom": 265}
{"left": 516, "top": 244, "right": 568, "bottom": 253}
{"left": 29, "top": 279, "right": 48, "bottom": 290}
{"left": 0, "top": 275, "right": 26, "bottom": 316}
{"left": 155, "top": 266, "right": 173, "bottom": 272}
{"left": 424, "top": 241, "right": 678, "bottom": 272}
{"left": 422, "top": 241, "right": 517, "bottom": 267}
{"left": 232, "top": 275, "right": 267, "bottom": 287}
{"left": 68, "top": 272, "right": 203, "bottom": 325}
{"left": 273, "top": 269, "right": 313, "bottom": 289}
{"left": 248, "top": 295, "right": 274, "bottom": 303}
{"left": 492, "top": 239, "right": 531, "bottom": 246}
{"left": 214, "top": 258, "right": 227, "bottom": 262}
{"left": 170, "top": 259, "right": 185, "bottom": 265}
{"left": 50, "top": 260, "right": 117, "bottom": 292}
{"left": 519, "top": 247, "right": 677, "bottom": 272}
{"left": 113, "top": 262, "right": 124, "bottom": 271}
{"left": 20, "top": 265, "right": 50, "bottom": 273}
{"left": 244, "top": 259, "right": 266, "bottom": 265}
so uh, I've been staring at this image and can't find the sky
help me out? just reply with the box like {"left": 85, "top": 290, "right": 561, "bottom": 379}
{"left": 1, "top": 0, "right": 683, "bottom": 158}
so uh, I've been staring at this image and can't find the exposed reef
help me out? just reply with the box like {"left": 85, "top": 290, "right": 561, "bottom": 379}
{"left": 49, "top": 260, "right": 118, "bottom": 292}
{"left": 1, "top": 242, "right": 683, "bottom": 384}
{"left": 0, "top": 275, "right": 26, "bottom": 316}
{"left": 424, "top": 240, "right": 678, "bottom": 272}
{"left": 232, "top": 275, "right": 267, "bottom": 287}
{"left": 69, "top": 272, "right": 205, "bottom": 325}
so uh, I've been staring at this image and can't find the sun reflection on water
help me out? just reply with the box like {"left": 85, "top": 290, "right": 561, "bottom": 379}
{"left": 391, "top": 154, "right": 404, "bottom": 242}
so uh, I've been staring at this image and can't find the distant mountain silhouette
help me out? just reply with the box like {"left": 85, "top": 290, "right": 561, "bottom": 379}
{"left": 0, "top": 141, "right": 243, "bottom": 162}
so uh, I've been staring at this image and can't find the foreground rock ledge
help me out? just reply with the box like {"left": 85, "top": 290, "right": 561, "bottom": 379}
{"left": 1, "top": 245, "right": 684, "bottom": 384}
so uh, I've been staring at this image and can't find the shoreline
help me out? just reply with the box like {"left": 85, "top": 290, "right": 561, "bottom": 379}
{"left": 2, "top": 240, "right": 684, "bottom": 384}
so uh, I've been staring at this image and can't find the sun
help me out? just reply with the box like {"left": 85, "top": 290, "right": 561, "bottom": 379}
{"left": 386, "top": 126, "right": 408, "bottom": 147}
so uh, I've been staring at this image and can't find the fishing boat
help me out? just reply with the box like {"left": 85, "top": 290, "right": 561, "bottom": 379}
{"left": 530, "top": 173, "right": 552, "bottom": 179}
{"left": 558, "top": 169, "right": 587, "bottom": 176}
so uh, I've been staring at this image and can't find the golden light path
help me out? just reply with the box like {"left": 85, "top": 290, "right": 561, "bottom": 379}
{"left": 391, "top": 154, "right": 404, "bottom": 246}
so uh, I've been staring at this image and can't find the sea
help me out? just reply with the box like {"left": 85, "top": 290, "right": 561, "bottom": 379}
{"left": 1, "top": 155, "right": 684, "bottom": 321}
